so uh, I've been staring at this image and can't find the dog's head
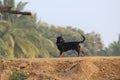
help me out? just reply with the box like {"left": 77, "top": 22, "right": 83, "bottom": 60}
{"left": 56, "top": 36, "right": 65, "bottom": 44}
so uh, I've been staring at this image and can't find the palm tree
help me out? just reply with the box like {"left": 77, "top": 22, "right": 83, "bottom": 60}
{"left": 0, "top": 20, "right": 10, "bottom": 37}
{"left": 0, "top": 20, "right": 15, "bottom": 58}
{"left": 1, "top": 0, "right": 30, "bottom": 23}
{"left": 109, "top": 35, "right": 120, "bottom": 56}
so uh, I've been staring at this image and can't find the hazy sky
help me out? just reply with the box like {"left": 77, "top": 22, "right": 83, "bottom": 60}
{"left": 16, "top": 0, "right": 120, "bottom": 47}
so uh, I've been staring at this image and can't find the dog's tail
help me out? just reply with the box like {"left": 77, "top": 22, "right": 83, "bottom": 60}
{"left": 79, "top": 35, "right": 85, "bottom": 43}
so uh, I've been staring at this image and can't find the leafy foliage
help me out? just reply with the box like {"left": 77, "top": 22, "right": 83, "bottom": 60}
{"left": 2, "top": 0, "right": 119, "bottom": 58}
{"left": 84, "top": 32, "right": 104, "bottom": 56}
{"left": 106, "top": 34, "right": 120, "bottom": 56}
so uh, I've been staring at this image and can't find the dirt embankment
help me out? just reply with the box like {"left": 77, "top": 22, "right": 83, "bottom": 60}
{"left": 1, "top": 56, "right": 120, "bottom": 80}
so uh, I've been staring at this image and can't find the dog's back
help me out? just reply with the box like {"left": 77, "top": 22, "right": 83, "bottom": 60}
{"left": 62, "top": 42, "right": 80, "bottom": 51}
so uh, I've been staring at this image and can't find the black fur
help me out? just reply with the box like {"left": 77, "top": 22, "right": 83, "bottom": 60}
{"left": 56, "top": 35, "right": 85, "bottom": 57}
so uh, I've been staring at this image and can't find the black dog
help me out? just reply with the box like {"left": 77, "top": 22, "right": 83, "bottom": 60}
{"left": 56, "top": 35, "right": 85, "bottom": 57}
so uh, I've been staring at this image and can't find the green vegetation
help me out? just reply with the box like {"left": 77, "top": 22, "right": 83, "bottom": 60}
{"left": 9, "top": 70, "right": 26, "bottom": 80}
{"left": 0, "top": 0, "right": 120, "bottom": 58}
{"left": 105, "top": 34, "right": 120, "bottom": 56}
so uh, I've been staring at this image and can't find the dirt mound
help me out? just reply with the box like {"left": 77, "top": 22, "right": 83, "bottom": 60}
{"left": 1, "top": 57, "right": 120, "bottom": 80}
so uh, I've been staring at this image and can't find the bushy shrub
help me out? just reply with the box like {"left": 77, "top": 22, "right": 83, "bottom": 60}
{"left": 9, "top": 70, "right": 26, "bottom": 80}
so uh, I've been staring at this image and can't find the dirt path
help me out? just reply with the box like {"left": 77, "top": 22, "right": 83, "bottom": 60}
{"left": 1, "top": 56, "right": 120, "bottom": 80}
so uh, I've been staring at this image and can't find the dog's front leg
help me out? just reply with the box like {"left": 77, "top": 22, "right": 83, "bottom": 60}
{"left": 60, "top": 51, "right": 63, "bottom": 57}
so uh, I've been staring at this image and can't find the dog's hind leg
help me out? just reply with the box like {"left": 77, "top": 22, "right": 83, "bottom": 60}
{"left": 80, "top": 49, "right": 85, "bottom": 56}
{"left": 76, "top": 46, "right": 80, "bottom": 57}
{"left": 77, "top": 51, "right": 80, "bottom": 57}
{"left": 75, "top": 49, "right": 80, "bottom": 57}
{"left": 81, "top": 51, "right": 84, "bottom": 56}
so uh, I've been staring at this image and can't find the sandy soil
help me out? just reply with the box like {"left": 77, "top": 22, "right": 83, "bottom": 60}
{"left": 1, "top": 56, "right": 120, "bottom": 80}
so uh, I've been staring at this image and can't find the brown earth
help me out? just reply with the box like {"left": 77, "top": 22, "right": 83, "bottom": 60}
{"left": 0, "top": 56, "right": 120, "bottom": 80}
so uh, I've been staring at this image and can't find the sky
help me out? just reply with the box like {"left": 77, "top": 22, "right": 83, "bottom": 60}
{"left": 16, "top": 0, "right": 120, "bottom": 47}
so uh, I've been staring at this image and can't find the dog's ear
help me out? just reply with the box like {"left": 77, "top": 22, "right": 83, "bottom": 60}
{"left": 60, "top": 35, "right": 62, "bottom": 37}
{"left": 56, "top": 36, "right": 59, "bottom": 39}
